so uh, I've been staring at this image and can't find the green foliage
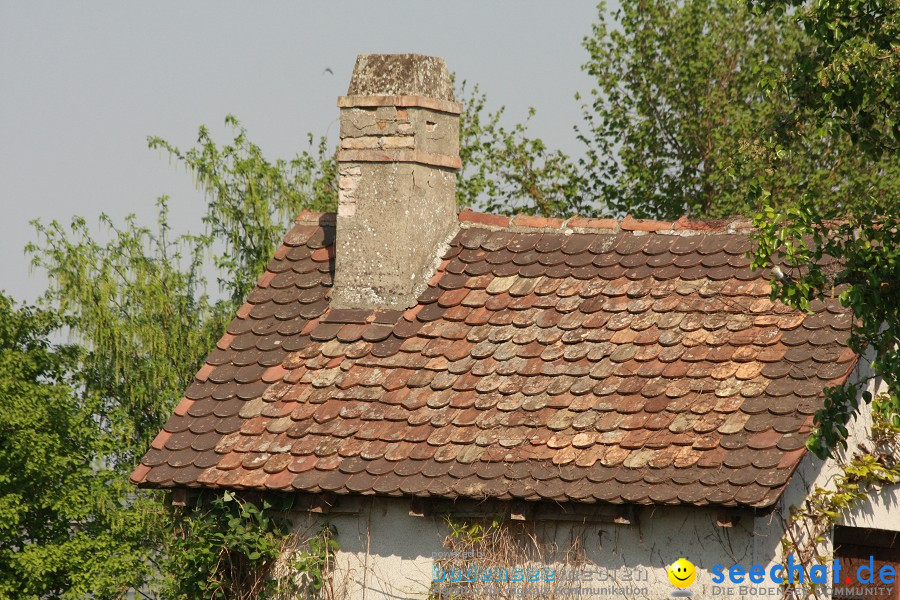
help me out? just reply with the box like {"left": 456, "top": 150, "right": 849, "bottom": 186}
{"left": 162, "top": 491, "right": 337, "bottom": 600}
{"left": 752, "top": 0, "right": 899, "bottom": 158}
{"left": 579, "top": 0, "right": 900, "bottom": 219}
{"left": 445, "top": 516, "right": 502, "bottom": 545}
{"left": 293, "top": 522, "right": 339, "bottom": 594}
{"left": 579, "top": 0, "right": 792, "bottom": 217}
{"left": 29, "top": 204, "right": 224, "bottom": 454}
{"left": 748, "top": 0, "right": 900, "bottom": 457}
{"left": 149, "top": 116, "right": 338, "bottom": 305}
{"left": 0, "top": 292, "right": 165, "bottom": 598}
{"left": 456, "top": 83, "right": 588, "bottom": 217}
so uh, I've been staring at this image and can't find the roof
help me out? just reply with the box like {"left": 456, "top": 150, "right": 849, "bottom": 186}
{"left": 131, "top": 209, "right": 857, "bottom": 508}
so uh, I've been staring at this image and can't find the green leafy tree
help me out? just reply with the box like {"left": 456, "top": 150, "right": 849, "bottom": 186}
{"left": 0, "top": 293, "right": 163, "bottom": 598}
{"left": 28, "top": 116, "right": 337, "bottom": 596}
{"left": 748, "top": 0, "right": 900, "bottom": 457}
{"left": 457, "top": 82, "right": 588, "bottom": 217}
{"left": 148, "top": 117, "right": 338, "bottom": 306}
{"left": 579, "top": 0, "right": 899, "bottom": 219}
{"left": 755, "top": 0, "right": 898, "bottom": 157}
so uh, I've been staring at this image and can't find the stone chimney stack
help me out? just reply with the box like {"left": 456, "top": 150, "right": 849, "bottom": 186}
{"left": 333, "top": 54, "right": 461, "bottom": 310}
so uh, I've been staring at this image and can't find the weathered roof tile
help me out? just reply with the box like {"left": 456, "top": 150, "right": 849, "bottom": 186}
{"left": 133, "top": 211, "right": 857, "bottom": 508}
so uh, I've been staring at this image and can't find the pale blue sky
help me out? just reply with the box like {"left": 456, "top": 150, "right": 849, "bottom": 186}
{"left": 1, "top": 1, "right": 608, "bottom": 301}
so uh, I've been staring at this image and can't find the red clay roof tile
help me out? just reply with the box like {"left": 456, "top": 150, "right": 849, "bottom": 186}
{"left": 134, "top": 211, "right": 857, "bottom": 509}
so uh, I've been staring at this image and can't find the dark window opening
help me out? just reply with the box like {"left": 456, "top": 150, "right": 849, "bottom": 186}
{"left": 832, "top": 526, "right": 899, "bottom": 600}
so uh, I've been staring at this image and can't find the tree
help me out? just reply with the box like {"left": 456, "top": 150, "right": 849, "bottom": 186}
{"left": 0, "top": 292, "right": 161, "bottom": 598}
{"left": 456, "top": 82, "right": 588, "bottom": 217}
{"left": 578, "top": 0, "right": 899, "bottom": 219}
{"left": 28, "top": 117, "right": 336, "bottom": 595}
{"left": 748, "top": 0, "right": 900, "bottom": 457}
{"left": 755, "top": 0, "right": 898, "bottom": 157}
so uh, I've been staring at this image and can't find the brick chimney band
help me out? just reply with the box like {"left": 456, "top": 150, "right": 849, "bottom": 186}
{"left": 338, "top": 95, "right": 463, "bottom": 115}
{"left": 336, "top": 148, "right": 461, "bottom": 170}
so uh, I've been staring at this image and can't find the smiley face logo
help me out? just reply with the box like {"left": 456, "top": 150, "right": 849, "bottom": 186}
{"left": 667, "top": 558, "right": 697, "bottom": 588}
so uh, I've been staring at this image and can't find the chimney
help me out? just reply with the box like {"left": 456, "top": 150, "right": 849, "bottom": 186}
{"left": 333, "top": 54, "right": 461, "bottom": 310}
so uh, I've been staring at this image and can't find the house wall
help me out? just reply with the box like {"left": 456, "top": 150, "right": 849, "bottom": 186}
{"left": 830, "top": 370, "right": 900, "bottom": 532}
{"left": 292, "top": 498, "right": 760, "bottom": 600}
{"left": 288, "top": 366, "right": 898, "bottom": 600}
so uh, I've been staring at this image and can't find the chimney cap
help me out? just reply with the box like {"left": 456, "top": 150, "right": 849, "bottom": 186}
{"left": 347, "top": 54, "right": 454, "bottom": 101}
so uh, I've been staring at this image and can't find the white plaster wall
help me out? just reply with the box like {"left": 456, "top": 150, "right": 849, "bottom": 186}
{"left": 292, "top": 499, "right": 764, "bottom": 599}
{"left": 307, "top": 497, "right": 446, "bottom": 600}
{"left": 822, "top": 366, "right": 899, "bottom": 531}
{"left": 560, "top": 505, "right": 758, "bottom": 599}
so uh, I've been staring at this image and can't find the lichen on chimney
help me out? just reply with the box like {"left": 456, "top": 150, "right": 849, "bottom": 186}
{"left": 346, "top": 54, "right": 455, "bottom": 101}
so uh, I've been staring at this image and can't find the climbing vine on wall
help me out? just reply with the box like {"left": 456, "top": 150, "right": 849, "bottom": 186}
{"left": 162, "top": 491, "right": 338, "bottom": 600}
{"left": 778, "top": 400, "right": 900, "bottom": 600}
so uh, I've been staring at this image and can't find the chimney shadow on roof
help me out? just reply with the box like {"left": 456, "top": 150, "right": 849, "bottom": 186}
{"left": 325, "top": 225, "right": 336, "bottom": 280}
{"left": 311, "top": 215, "right": 337, "bottom": 280}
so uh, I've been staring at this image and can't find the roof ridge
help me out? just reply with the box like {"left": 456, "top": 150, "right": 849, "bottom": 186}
{"left": 295, "top": 210, "right": 337, "bottom": 226}
{"left": 458, "top": 209, "right": 755, "bottom": 234}
{"left": 295, "top": 209, "right": 754, "bottom": 234}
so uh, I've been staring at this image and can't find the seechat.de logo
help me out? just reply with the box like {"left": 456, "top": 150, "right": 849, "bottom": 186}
{"left": 711, "top": 555, "right": 897, "bottom": 586}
